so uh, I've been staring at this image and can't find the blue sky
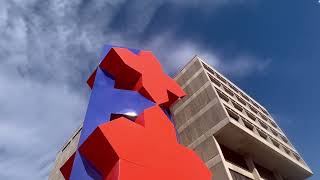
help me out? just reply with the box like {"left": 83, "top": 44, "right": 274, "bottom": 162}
{"left": 0, "top": 0, "right": 319, "bottom": 179}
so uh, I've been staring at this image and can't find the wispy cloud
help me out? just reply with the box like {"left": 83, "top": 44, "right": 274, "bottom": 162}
{"left": 215, "top": 55, "right": 272, "bottom": 77}
{"left": 0, "top": 0, "right": 268, "bottom": 179}
{"left": 0, "top": 73, "right": 86, "bottom": 179}
{"left": 139, "top": 33, "right": 271, "bottom": 77}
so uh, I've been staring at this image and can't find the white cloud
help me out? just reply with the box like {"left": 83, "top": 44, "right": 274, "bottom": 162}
{"left": 0, "top": 72, "right": 87, "bottom": 180}
{"left": 0, "top": 0, "right": 268, "bottom": 179}
{"left": 215, "top": 54, "right": 272, "bottom": 77}
{"left": 135, "top": 33, "right": 271, "bottom": 78}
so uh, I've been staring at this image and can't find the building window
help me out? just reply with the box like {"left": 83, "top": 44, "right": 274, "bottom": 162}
{"left": 280, "top": 135, "right": 289, "bottom": 144}
{"left": 257, "top": 129, "right": 268, "bottom": 140}
{"left": 259, "top": 120, "right": 269, "bottom": 130}
{"left": 216, "top": 74, "right": 227, "bottom": 83}
{"left": 271, "top": 128, "right": 278, "bottom": 137}
{"left": 284, "top": 147, "right": 291, "bottom": 155}
{"left": 72, "top": 127, "right": 82, "bottom": 140}
{"left": 260, "top": 108, "right": 270, "bottom": 116}
{"left": 223, "top": 85, "right": 234, "bottom": 97}
{"left": 248, "top": 105, "right": 258, "bottom": 114}
{"left": 217, "top": 89, "right": 229, "bottom": 102}
{"left": 270, "top": 138, "right": 280, "bottom": 148}
{"left": 251, "top": 101, "right": 261, "bottom": 111}
{"left": 220, "top": 144, "right": 250, "bottom": 171}
{"left": 246, "top": 111, "right": 256, "bottom": 121}
{"left": 228, "top": 83, "right": 239, "bottom": 93}
{"left": 260, "top": 113, "right": 269, "bottom": 122}
{"left": 243, "top": 120, "right": 254, "bottom": 131}
{"left": 231, "top": 100, "right": 243, "bottom": 112}
{"left": 230, "top": 169, "right": 253, "bottom": 180}
{"left": 293, "top": 152, "right": 301, "bottom": 161}
{"left": 255, "top": 162, "right": 277, "bottom": 180}
{"left": 240, "top": 92, "right": 250, "bottom": 102}
{"left": 202, "top": 62, "right": 215, "bottom": 75}
{"left": 236, "top": 95, "right": 247, "bottom": 106}
{"left": 270, "top": 121, "right": 278, "bottom": 129}
{"left": 208, "top": 74, "right": 221, "bottom": 87}
{"left": 227, "top": 107, "right": 240, "bottom": 121}
{"left": 62, "top": 141, "right": 71, "bottom": 152}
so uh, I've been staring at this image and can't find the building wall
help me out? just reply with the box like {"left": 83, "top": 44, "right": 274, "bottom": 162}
{"left": 171, "top": 56, "right": 312, "bottom": 180}
{"left": 48, "top": 56, "right": 312, "bottom": 180}
{"left": 48, "top": 127, "right": 82, "bottom": 180}
{"left": 171, "top": 57, "right": 232, "bottom": 180}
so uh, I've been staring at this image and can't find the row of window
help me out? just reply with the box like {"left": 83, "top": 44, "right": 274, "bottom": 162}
{"left": 229, "top": 169, "right": 253, "bottom": 180}
{"left": 202, "top": 62, "right": 272, "bottom": 119}
{"left": 208, "top": 73, "right": 279, "bottom": 129}
{"left": 220, "top": 142, "right": 297, "bottom": 180}
{"left": 215, "top": 87, "right": 286, "bottom": 143}
{"left": 220, "top": 143, "right": 277, "bottom": 180}
{"left": 225, "top": 106, "right": 302, "bottom": 163}
{"left": 61, "top": 127, "right": 82, "bottom": 152}
{"left": 223, "top": 98, "right": 290, "bottom": 148}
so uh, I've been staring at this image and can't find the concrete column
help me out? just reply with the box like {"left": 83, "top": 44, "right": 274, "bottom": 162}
{"left": 273, "top": 171, "right": 284, "bottom": 180}
{"left": 212, "top": 137, "right": 234, "bottom": 180}
{"left": 252, "top": 126, "right": 260, "bottom": 136}
{"left": 278, "top": 144, "right": 286, "bottom": 153}
{"left": 244, "top": 156, "right": 261, "bottom": 180}
{"left": 265, "top": 135, "right": 273, "bottom": 144}
{"left": 238, "top": 117, "right": 246, "bottom": 127}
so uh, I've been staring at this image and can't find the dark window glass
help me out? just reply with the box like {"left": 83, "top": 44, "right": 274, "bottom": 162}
{"left": 220, "top": 144, "right": 249, "bottom": 170}
{"left": 230, "top": 169, "right": 253, "bottom": 180}
{"left": 255, "top": 163, "right": 276, "bottom": 180}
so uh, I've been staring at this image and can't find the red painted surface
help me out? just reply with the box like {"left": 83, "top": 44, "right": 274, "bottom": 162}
{"left": 87, "top": 68, "right": 97, "bottom": 89}
{"left": 61, "top": 46, "right": 211, "bottom": 179}
{"left": 60, "top": 152, "right": 76, "bottom": 180}
{"left": 79, "top": 106, "right": 212, "bottom": 180}
{"left": 89, "top": 48, "right": 186, "bottom": 108}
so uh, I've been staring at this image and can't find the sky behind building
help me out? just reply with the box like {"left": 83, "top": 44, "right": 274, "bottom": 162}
{"left": 0, "top": 0, "right": 319, "bottom": 179}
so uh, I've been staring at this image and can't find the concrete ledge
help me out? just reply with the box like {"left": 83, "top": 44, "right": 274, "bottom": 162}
{"left": 187, "top": 118, "right": 229, "bottom": 149}
{"left": 177, "top": 98, "right": 219, "bottom": 133}
{"left": 206, "top": 154, "right": 222, "bottom": 169}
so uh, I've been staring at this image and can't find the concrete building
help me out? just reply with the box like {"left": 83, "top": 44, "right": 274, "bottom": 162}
{"left": 48, "top": 56, "right": 312, "bottom": 180}
{"left": 48, "top": 126, "right": 82, "bottom": 180}
{"left": 170, "top": 56, "right": 313, "bottom": 180}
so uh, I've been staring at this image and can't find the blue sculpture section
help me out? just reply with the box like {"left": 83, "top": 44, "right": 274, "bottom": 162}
{"left": 69, "top": 46, "right": 155, "bottom": 180}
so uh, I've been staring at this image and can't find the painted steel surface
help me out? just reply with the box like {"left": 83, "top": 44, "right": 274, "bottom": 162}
{"left": 60, "top": 46, "right": 211, "bottom": 180}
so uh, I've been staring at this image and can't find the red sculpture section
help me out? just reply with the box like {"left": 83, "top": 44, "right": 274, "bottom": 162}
{"left": 79, "top": 106, "right": 211, "bottom": 180}
{"left": 60, "top": 152, "right": 76, "bottom": 180}
{"left": 62, "top": 46, "right": 212, "bottom": 179}
{"left": 88, "top": 48, "right": 186, "bottom": 108}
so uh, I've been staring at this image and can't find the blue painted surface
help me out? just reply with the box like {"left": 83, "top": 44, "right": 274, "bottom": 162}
{"left": 70, "top": 46, "right": 155, "bottom": 179}
{"left": 70, "top": 67, "right": 155, "bottom": 179}
{"left": 70, "top": 153, "right": 97, "bottom": 180}
{"left": 79, "top": 68, "right": 155, "bottom": 146}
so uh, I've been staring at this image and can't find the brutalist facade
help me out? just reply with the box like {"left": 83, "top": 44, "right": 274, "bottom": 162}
{"left": 49, "top": 56, "right": 313, "bottom": 180}
{"left": 170, "top": 56, "right": 313, "bottom": 180}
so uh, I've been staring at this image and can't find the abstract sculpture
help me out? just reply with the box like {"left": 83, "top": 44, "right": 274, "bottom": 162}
{"left": 60, "top": 45, "right": 212, "bottom": 180}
